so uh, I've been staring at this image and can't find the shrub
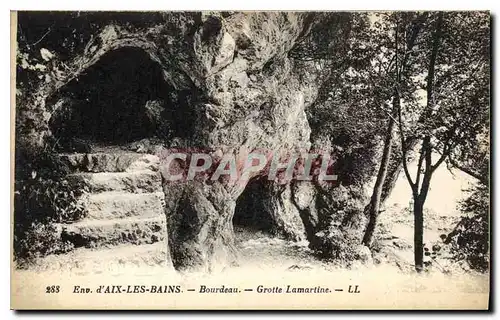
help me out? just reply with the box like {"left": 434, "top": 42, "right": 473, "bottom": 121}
{"left": 444, "top": 184, "right": 489, "bottom": 272}
{"left": 13, "top": 150, "right": 89, "bottom": 263}
{"left": 16, "top": 176, "right": 89, "bottom": 223}
{"left": 14, "top": 222, "right": 75, "bottom": 267}
{"left": 310, "top": 227, "right": 360, "bottom": 263}
{"left": 309, "top": 184, "right": 367, "bottom": 264}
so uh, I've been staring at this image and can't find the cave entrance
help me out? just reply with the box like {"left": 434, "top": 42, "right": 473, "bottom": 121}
{"left": 49, "top": 47, "right": 196, "bottom": 152}
{"left": 233, "top": 177, "right": 276, "bottom": 238}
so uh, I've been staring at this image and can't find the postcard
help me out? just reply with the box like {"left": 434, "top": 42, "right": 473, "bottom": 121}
{"left": 11, "top": 10, "right": 491, "bottom": 310}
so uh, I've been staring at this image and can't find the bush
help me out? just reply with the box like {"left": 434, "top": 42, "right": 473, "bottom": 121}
{"left": 309, "top": 184, "right": 367, "bottom": 264}
{"left": 310, "top": 227, "right": 360, "bottom": 263}
{"left": 14, "top": 222, "right": 75, "bottom": 267}
{"left": 444, "top": 184, "right": 489, "bottom": 272}
{"left": 13, "top": 150, "right": 89, "bottom": 263}
{"left": 16, "top": 176, "right": 89, "bottom": 223}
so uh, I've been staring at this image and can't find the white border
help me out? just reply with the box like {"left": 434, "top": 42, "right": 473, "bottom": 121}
{"left": 1, "top": 1, "right": 497, "bottom": 319}
{"left": 5, "top": 0, "right": 497, "bottom": 11}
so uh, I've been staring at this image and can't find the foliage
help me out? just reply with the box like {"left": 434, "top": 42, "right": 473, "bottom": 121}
{"left": 397, "top": 11, "right": 490, "bottom": 168}
{"left": 303, "top": 12, "right": 387, "bottom": 139}
{"left": 13, "top": 150, "right": 89, "bottom": 263}
{"left": 310, "top": 185, "right": 367, "bottom": 263}
{"left": 15, "top": 175, "right": 89, "bottom": 224}
{"left": 13, "top": 12, "right": 490, "bottom": 270}
{"left": 445, "top": 184, "right": 489, "bottom": 272}
{"left": 297, "top": 13, "right": 388, "bottom": 188}
{"left": 300, "top": 12, "right": 489, "bottom": 269}
{"left": 14, "top": 150, "right": 90, "bottom": 224}
{"left": 310, "top": 227, "right": 359, "bottom": 263}
{"left": 380, "top": 11, "right": 490, "bottom": 272}
{"left": 14, "top": 222, "right": 75, "bottom": 268}
{"left": 418, "top": 183, "right": 489, "bottom": 274}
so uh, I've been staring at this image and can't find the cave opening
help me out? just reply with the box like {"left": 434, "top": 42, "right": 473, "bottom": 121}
{"left": 233, "top": 177, "right": 276, "bottom": 236}
{"left": 49, "top": 47, "right": 197, "bottom": 152}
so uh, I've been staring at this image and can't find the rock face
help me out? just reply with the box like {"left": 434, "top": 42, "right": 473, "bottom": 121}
{"left": 152, "top": 13, "right": 318, "bottom": 271}
{"left": 17, "top": 12, "right": 369, "bottom": 271}
{"left": 233, "top": 179, "right": 307, "bottom": 241}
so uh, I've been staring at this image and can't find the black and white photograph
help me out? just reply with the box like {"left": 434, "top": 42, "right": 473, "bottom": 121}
{"left": 10, "top": 10, "right": 490, "bottom": 310}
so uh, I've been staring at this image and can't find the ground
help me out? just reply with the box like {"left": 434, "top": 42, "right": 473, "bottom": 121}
{"left": 12, "top": 208, "right": 488, "bottom": 287}
{"left": 11, "top": 219, "right": 489, "bottom": 309}
{"left": 11, "top": 161, "right": 489, "bottom": 309}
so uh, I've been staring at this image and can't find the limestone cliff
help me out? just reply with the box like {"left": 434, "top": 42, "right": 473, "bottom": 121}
{"left": 15, "top": 12, "right": 369, "bottom": 271}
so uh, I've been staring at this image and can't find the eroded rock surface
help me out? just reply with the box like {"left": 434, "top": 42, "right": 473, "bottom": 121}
{"left": 18, "top": 12, "right": 370, "bottom": 271}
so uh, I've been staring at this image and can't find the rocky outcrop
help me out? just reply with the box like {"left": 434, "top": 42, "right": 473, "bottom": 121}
{"left": 152, "top": 13, "right": 318, "bottom": 271}
{"left": 17, "top": 12, "right": 370, "bottom": 271}
{"left": 233, "top": 179, "right": 307, "bottom": 241}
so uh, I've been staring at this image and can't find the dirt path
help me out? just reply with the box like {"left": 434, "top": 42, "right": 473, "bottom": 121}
{"left": 12, "top": 225, "right": 489, "bottom": 310}
{"left": 233, "top": 226, "right": 329, "bottom": 272}
{"left": 13, "top": 160, "right": 488, "bottom": 302}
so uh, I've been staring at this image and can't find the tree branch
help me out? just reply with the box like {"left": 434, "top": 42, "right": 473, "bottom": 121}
{"left": 431, "top": 146, "right": 449, "bottom": 173}
{"left": 395, "top": 18, "right": 417, "bottom": 193}
{"left": 447, "top": 156, "right": 489, "bottom": 185}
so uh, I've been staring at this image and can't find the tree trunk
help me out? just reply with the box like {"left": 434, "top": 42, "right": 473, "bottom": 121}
{"left": 362, "top": 14, "right": 426, "bottom": 245}
{"left": 413, "top": 136, "right": 433, "bottom": 273}
{"left": 380, "top": 136, "right": 419, "bottom": 204}
{"left": 410, "top": 13, "right": 443, "bottom": 273}
{"left": 361, "top": 136, "right": 418, "bottom": 220}
{"left": 413, "top": 195, "right": 425, "bottom": 272}
{"left": 362, "top": 112, "right": 395, "bottom": 246}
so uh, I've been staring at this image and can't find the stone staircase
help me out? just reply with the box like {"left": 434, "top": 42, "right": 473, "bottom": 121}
{"left": 52, "top": 152, "right": 170, "bottom": 270}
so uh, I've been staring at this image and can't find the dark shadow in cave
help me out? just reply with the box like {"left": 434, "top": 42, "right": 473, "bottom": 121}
{"left": 49, "top": 47, "right": 197, "bottom": 150}
{"left": 233, "top": 177, "right": 275, "bottom": 234}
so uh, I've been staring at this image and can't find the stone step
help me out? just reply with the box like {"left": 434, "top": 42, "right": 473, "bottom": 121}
{"left": 67, "top": 170, "right": 162, "bottom": 193}
{"left": 26, "top": 243, "right": 172, "bottom": 273}
{"left": 83, "top": 191, "right": 165, "bottom": 220}
{"left": 58, "top": 216, "right": 167, "bottom": 249}
{"left": 57, "top": 152, "right": 160, "bottom": 173}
